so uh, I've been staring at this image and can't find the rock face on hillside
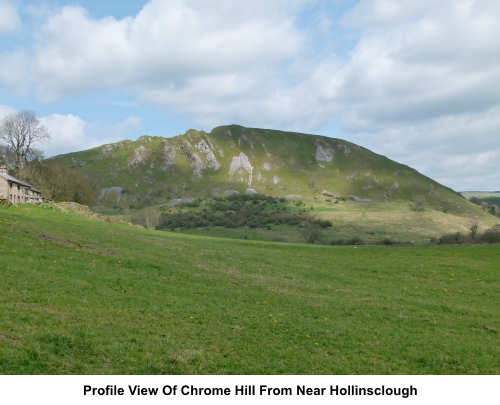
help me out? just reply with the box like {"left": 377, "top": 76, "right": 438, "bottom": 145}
{"left": 53, "top": 124, "right": 465, "bottom": 210}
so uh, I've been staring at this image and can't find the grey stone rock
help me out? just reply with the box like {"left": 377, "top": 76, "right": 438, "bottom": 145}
{"left": 224, "top": 190, "right": 241, "bottom": 197}
{"left": 99, "top": 187, "right": 126, "bottom": 198}
{"left": 347, "top": 195, "right": 372, "bottom": 202}
{"left": 169, "top": 198, "right": 194, "bottom": 206}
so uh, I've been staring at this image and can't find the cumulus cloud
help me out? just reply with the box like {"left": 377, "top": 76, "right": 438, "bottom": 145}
{"left": 0, "top": 50, "right": 33, "bottom": 95}
{"left": 39, "top": 114, "right": 142, "bottom": 157}
{"left": 21, "top": 0, "right": 341, "bottom": 130}
{"left": 1, "top": 0, "right": 499, "bottom": 190}
{"left": 351, "top": 106, "right": 500, "bottom": 190}
{"left": 0, "top": 104, "right": 16, "bottom": 119}
{"left": 39, "top": 114, "right": 92, "bottom": 156}
{"left": 32, "top": 0, "right": 305, "bottom": 99}
{"left": 108, "top": 116, "right": 141, "bottom": 141}
{"left": 0, "top": 0, "right": 21, "bottom": 33}
{"left": 339, "top": 0, "right": 500, "bottom": 126}
{"left": 336, "top": 0, "right": 500, "bottom": 190}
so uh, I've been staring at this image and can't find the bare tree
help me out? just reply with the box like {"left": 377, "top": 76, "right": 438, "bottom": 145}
{"left": 0, "top": 144, "right": 17, "bottom": 168}
{"left": 144, "top": 207, "right": 162, "bottom": 230}
{"left": 0, "top": 110, "right": 51, "bottom": 170}
{"left": 17, "top": 148, "right": 45, "bottom": 186}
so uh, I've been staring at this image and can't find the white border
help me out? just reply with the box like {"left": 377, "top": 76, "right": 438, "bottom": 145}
{"left": 1, "top": 375, "right": 498, "bottom": 404}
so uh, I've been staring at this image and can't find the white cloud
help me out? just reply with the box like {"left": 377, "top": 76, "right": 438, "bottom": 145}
{"left": 0, "top": 104, "right": 16, "bottom": 119}
{"left": 0, "top": 50, "right": 33, "bottom": 95}
{"left": 335, "top": 0, "right": 500, "bottom": 190}
{"left": 340, "top": 33, "right": 500, "bottom": 125}
{"left": 1, "top": 0, "right": 499, "bottom": 190}
{"left": 32, "top": 0, "right": 305, "bottom": 100}
{"left": 0, "top": 0, "right": 21, "bottom": 33}
{"left": 342, "top": 0, "right": 437, "bottom": 28}
{"left": 39, "top": 114, "right": 142, "bottom": 157}
{"left": 20, "top": 0, "right": 339, "bottom": 130}
{"left": 39, "top": 113, "right": 91, "bottom": 156}
{"left": 109, "top": 116, "right": 141, "bottom": 140}
{"left": 350, "top": 106, "right": 500, "bottom": 190}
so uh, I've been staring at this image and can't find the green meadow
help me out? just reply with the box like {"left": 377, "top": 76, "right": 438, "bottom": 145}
{"left": 157, "top": 194, "right": 498, "bottom": 245}
{"left": 1, "top": 205, "right": 499, "bottom": 374}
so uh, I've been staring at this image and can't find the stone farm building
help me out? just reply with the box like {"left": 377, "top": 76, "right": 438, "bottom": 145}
{"left": 0, "top": 164, "right": 42, "bottom": 204}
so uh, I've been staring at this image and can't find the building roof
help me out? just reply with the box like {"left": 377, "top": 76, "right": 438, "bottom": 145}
{"left": 0, "top": 173, "right": 41, "bottom": 193}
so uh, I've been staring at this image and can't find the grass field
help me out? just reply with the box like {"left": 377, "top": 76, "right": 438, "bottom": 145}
{"left": 461, "top": 192, "right": 500, "bottom": 207}
{"left": 156, "top": 195, "right": 498, "bottom": 245}
{"left": 1, "top": 205, "right": 499, "bottom": 374}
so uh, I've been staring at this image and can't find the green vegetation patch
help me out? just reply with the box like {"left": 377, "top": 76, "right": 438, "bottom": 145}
{"left": 1, "top": 205, "right": 499, "bottom": 374}
{"left": 157, "top": 194, "right": 331, "bottom": 231}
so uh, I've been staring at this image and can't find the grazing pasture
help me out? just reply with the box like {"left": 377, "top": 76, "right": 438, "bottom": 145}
{"left": 1, "top": 205, "right": 499, "bottom": 374}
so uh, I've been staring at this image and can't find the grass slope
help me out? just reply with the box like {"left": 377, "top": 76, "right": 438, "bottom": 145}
{"left": 1, "top": 205, "right": 499, "bottom": 374}
{"left": 53, "top": 125, "right": 469, "bottom": 211}
{"left": 160, "top": 195, "right": 499, "bottom": 244}
{"left": 52, "top": 125, "right": 496, "bottom": 243}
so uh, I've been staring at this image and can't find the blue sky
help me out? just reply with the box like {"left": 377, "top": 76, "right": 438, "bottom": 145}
{"left": 1, "top": 0, "right": 499, "bottom": 190}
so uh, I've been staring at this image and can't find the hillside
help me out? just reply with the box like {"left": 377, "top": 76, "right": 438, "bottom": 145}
{"left": 50, "top": 125, "right": 499, "bottom": 243}
{"left": 53, "top": 125, "right": 467, "bottom": 210}
{"left": 1, "top": 204, "right": 499, "bottom": 374}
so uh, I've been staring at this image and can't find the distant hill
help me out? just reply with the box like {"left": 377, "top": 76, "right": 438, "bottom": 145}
{"left": 53, "top": 125, "right": 471, "bottom": 212}
{"left": 461, "top": 191, "right": 500, "bottom": 207}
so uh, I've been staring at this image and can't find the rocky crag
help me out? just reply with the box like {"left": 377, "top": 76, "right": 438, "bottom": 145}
{"left": 53, "top": 125, "right": 469, "bottom": 212}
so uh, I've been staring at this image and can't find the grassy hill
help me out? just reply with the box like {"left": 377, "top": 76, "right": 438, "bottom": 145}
{"left": 53, "top": 125, "right": 468, "bottom": 209}
{"left": 1, "top": 204, "right": 499, "bottom": 374}
{"left": 160, "top": 196, "right": 498, "bottom": 245}
{"left": 50, "top": 125, "right": 499, "bottom": 243}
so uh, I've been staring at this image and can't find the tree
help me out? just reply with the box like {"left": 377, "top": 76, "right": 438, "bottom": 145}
{"left": 469, "top": 223, "right": 478, "bottom": 240}
{"left": 302, "top": 224, "right": 322, "bottom": 244}
{"left": 38, "top": 161, "right": 97, "bottom": 206}
{"left": 144, "top": 207, "right": 162, "bottom": 230}
{"left": 410, "top": 195, "right": 426, "bottom": 211}
{"left": 16, "top": 148, "right": 45, "bottom": 186}
{"left": 0, "top": 144, "right": 17, "bottom": 168}
{"left": 468, "top": 196, "right": 482, "bottom": 206}
{"left": 0, "top": 110, "right": 51, "bottom": 170}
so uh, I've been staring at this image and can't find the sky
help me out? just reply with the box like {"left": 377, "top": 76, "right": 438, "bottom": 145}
{"left": 0, "top": 0, "right": 499, "bottom": 191}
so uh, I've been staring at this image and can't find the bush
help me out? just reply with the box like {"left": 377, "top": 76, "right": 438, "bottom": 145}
{"left": 144, "top": 207, "right": 162, "bottom": 230}
{"left": 302, "top": 224, "right": 322, "bottom": 244}
{"left": 410, "top": 196, "right": 426, "bottom": 212}
{"left": 468, "top": 196, "right": 482, "bottom": 206}
{"left": 479, "top": 225, "right": 500, "bottom": 243}
{"left": 440, "top": 232, "right": 471, "bottom": 245}
{"left": 382, "top": 238, "right": 393, "bottom": 245}
{"left": 21, "top": 160, "right": 97, "bottom": 206}
{"left": 330, "top": 239, "right": 344, "bottom": 245}
{"left": 346, "top": 236, "right": 364, "bottom": 245}
{"left": 330, "top": 237, "right": 364, "bottom": 245}
{"left": 312, "top": 219, "right": 333, "bottom": 228}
